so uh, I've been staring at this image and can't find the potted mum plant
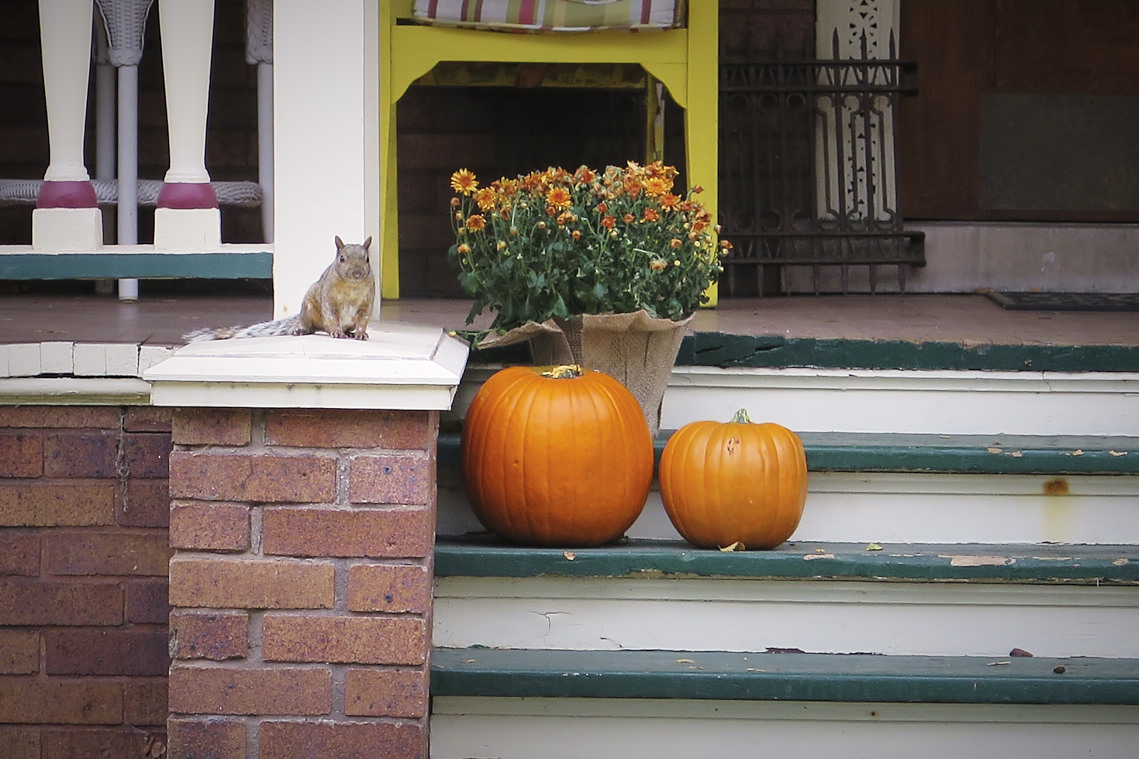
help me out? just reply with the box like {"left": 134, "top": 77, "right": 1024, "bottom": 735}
{"left": 448, "top": 161, "right": 730, "bottom": 433}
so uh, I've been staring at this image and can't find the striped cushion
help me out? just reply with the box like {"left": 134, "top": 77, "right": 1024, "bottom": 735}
{"left": 412, "top": 0, "right": 686, "bottom": 32}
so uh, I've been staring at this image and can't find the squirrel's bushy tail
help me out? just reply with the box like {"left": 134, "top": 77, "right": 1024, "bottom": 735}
{"left": 183, "top": 315, "right": 303, "bottom": 343}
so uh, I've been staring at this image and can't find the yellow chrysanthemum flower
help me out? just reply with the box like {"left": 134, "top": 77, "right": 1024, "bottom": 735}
{"left": 450, "top": 169, "right": 478, "bottom": 195}
{"left": 474, "top": 187, "right": 497, "bottom": 211}
{"left": 643, "top": 176, "right": 669, "bottom": 197}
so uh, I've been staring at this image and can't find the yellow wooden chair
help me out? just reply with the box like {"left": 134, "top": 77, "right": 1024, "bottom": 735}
{"left": 379, "top": 0, "right": 719, "bottom": 302}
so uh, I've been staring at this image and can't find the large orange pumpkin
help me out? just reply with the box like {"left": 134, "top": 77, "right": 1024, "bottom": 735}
{"left": 461, "top": 364, "right": 654, "bottom": 547}
{"left": 659, "top": 409, "right": 807, "bottom": 549}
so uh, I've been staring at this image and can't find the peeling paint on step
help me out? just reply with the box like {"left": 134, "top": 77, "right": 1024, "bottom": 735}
{"left": 940, "top": 555, "right": 1015, "bottom": 567}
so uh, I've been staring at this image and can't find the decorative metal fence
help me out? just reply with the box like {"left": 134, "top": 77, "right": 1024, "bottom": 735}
{"left": 719, "top": 32, "right": 925, "bottom": 295}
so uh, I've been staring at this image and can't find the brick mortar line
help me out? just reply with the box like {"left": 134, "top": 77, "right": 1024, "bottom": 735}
{"left": 249, "top": 505, "right": 264, "bottom": 556}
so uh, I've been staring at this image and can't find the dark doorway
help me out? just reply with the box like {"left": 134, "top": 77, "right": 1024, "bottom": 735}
{"left": 898, "top": 0, "right": 1139, "bottom": 222}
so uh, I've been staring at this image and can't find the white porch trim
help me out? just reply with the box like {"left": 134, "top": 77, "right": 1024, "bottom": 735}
{"left": 272, "top": 0, "right": 381, "bottom": 321}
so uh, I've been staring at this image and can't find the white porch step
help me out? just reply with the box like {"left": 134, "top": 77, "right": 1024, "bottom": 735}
{"left": 431, "top": 695, "right": 1139, "bottom": 759}
{"left": 662, "top": 365, "right": 1139, "bottom": 436}
{"left": 438, "top": 431, "right": 1139, "bottom": 545}
{"left": 433, "top": 540, "right": 1139, "bottom": 659}
{"left": 430, "top": 540, "right": 1139, "bottom": 759}
{"left": 450, "top": 362, "right": 1139, "bottom": 438}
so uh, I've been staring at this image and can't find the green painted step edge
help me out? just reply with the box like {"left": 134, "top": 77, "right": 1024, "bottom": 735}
{"left": 0, "top": 252, "right": 273, "bottom": 280}
{"left": 436, "top": 432, "right": 1139, "bottom": 475}
{"left": 468, "top": 333, "right": 1139, "bottom": 372}
{"left": 677, "top": 332, "right": 1139, "bottom": 373}
{"left": 431, "top": 648, "right": 1139, "bottom": 705}
{"left": 799, "top": 432, "right": 1139, "bottom": 475}
{"left": 434, "top": 538, "right": 1139, "bottom": 584}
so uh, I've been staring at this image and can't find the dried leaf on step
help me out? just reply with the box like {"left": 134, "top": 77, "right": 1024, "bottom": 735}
{"left": 563, "top": 551, "right": 576, "bottom": 561}
{"left": 676, "top": 658, "right": 695, "bottom": 664}
{"left": 719, "top": 542, "right": 746, "bottom": 552}
{"left": 866, "top": 543, "right": 884, "bottom": 551}
{"left": 987, "top": 447, "right": 1003, "bottom": 454}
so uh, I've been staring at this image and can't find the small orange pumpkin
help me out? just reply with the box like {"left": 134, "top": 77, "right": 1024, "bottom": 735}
{"left": 659, "top": 409, "right": 807, "bottom": 549}
{"left": 461, "top": 364, "right": 653, "bottom": 547}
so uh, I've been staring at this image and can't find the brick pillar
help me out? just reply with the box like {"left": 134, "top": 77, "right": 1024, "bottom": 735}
{"left": 145, "top": 328, "right": 467, "bottom": 759}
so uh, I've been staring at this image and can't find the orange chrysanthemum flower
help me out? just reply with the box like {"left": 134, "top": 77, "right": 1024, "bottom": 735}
{"left": 546, "top": 186, "right": 572, "bottom": 210}
{"left": 465, "top": 214, "right": 486, "bottom": 231}
{"left": 642, "top": 208, "right": 660, "bottom": 223}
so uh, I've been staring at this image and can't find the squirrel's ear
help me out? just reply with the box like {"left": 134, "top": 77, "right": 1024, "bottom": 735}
{"left": 335, "top": 235, "right": 345, "bottom": 249}
{"left": 363, "top": 236, "right": 373, "bottom": 250}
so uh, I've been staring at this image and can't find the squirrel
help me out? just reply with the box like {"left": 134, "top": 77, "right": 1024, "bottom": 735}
{"left": 184, "top": 236, "right": 376, "bottom": 342}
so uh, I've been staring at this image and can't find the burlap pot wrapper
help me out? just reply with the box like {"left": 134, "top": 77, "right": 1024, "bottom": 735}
{"left": 477, "top": 310, "right": 691, "bottom": 435}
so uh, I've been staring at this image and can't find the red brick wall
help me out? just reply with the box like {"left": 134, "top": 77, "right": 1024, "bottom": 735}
{"left": 0, "top": 405, "right": 172, "bottom": 758}
{"left": 166, "top": 407, "right": 438, "bottom": 759}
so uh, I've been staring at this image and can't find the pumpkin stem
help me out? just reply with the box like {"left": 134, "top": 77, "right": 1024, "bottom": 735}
{"left": 541, "top": 364, "right": 585, "bottom": 380}
{"left": 730, "top": 408, "right": 752, "bottom": 424}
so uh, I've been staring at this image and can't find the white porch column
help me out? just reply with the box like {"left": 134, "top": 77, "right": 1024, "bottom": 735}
{"left": 153, "top": 0, "right": 221, "bottom": 249}
{"left": 32, "top": 0, "right": 103, "bottom": 250}
{"left": 272, "top": 0, "right": 379, "bottom": 319}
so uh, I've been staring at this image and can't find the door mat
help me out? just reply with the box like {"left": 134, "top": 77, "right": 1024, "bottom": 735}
{"left": 986, "top": 291, "right": 1139, "bottom": 312}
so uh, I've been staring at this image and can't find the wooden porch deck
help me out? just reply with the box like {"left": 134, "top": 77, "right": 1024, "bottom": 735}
{"left": 1, "top": 289, "right": 1135, "bottom": 351}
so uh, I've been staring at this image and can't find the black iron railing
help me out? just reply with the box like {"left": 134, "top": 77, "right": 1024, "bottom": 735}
{"left": 719, "top": 33, "right": 924, "bottom": 295}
